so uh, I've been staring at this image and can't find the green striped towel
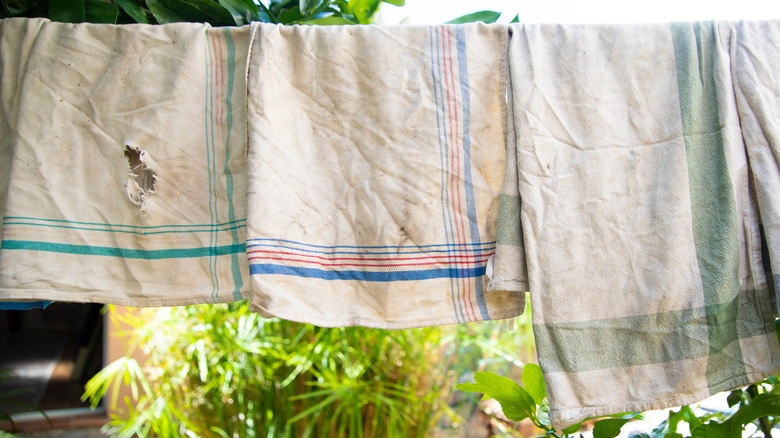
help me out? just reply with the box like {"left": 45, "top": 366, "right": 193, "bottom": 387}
{"left": 0, "top": 19, "right": 250, "bottom": 305}
{"left": 496, "top": 21, "right": 780, "bottom": 428}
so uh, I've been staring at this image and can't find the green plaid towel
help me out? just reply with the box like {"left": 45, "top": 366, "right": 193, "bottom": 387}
{"left": 495, "top": 21, "right": 780, "bottom": 428}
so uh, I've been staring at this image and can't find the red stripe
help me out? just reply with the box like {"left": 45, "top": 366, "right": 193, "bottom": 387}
{"left": 442, "top": 26, "right": 476, "bottom": 321}
{"left": 247, "top": 255, "right": 491, "bottom": 268}
{"left": 247, "top": 249, "right": 493, "bottom": 262}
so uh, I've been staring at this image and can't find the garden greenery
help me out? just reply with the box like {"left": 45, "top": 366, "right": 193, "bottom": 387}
{"left": 83, "top": 303, "right": 535, "bottom": 437}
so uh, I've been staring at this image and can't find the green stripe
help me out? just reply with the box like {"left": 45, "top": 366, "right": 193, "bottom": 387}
{"left": 2, "top": 240, "right": 245, "bottom": 259}
{"left": 496, "top": 194, "right": 523, "bottom": 247}
{"left": 534, "top": 289, "right": 773, "bottom": 373}
{"left": 3, "top": 216, "right": 246, "bottom": 229}
{"left": 3, "top": 221, "right": 246, "bottom": 235}
{"left": 221, "top": 28, "right": 244, "bottom": 302}
{"left": 672, "top": 22, "right": 745, "bottom": 391}
{"left": 205, "top": 32, "right": 219, "bottom": 302}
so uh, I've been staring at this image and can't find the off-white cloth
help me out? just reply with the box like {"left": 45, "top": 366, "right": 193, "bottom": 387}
{"left": 733, "top": 20, "right": 780, "bottom": 314}
{"left": 0, "top": 18, "right": 251, "bottom": 305}
{"left": 245, "top": 23, "right": 524, "bottom": 328}
{"left": 496, "top": 21, "right": 780, "bottom": 428}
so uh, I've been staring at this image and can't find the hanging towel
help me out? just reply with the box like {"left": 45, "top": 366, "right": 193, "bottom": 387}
{"left": 245, "top": 23, "right": 524, "bottom": 328}
{"left": 499, "top": 21, "right": 780, "bottom": 428}
{"left": 0, "top": 18, "right": 251, "bottom": 306}
{"left": 732, "top": 20, "right": 780, "bottom": 314}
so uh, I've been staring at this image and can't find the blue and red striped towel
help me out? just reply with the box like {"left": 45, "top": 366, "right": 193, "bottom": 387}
{"left": 245, "top": 23, "right": 524, "bottom": 328}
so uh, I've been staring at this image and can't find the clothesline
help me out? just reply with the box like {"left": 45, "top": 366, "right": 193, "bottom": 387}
{"left": 1, "top": 17, "right": 779, "bottom": 428}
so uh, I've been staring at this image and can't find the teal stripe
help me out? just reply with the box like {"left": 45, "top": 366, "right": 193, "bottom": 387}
{"left": 533, "top": 289, "right": 772, "bottom": 373}
{"left": 205, "top": 32, "right": 219, "bottom": 302}
{"left": 3, "top": 216, "right": 246, "bottom": 229}
{"left": 2, "top": 240, "right": 245, "bottom": 259}
{"left": 221, "top": 28, "right": 244, "bottom": 302}
{"left": 672, "top": 22, "right": 745, "bottom": 391}
{"left": 3, "top": 221, "right": 246, "bottom": 235}
{"left": 496, "top": 194, "right": 523, "bottom": 246}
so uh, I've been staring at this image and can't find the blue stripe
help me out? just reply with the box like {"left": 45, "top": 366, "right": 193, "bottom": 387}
{"left": 455, "top": 26, "right": 489, "bottom": 320}
{"left": 246, "top": 238, "right": 495, "bottom": 250}
{"left": 431, "top": 26, "right": 461, "bottom": 322}
{"left": 2, "top": 240, "right": 245, "bottom": 259}
{"left": 249, "top": 263, "right": 486, "bottom": 282}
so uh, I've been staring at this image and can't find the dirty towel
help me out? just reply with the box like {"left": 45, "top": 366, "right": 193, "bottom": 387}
{"left": 497, "top": 21, "right": 780, "bottom": 428}
{"left": 0, "top": 18, "right": 250, "bottom": 306}
{"left": 733, "top": 20, "right": 780, "bottom": 314}
{"left": 245, "top": 23, "right": 524, "bottom": 328}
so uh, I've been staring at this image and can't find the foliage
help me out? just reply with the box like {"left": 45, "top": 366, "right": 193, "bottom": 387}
{"left": 1, "top": 0, "right": 502, "bottom": 28}
{"left": 83, "top": 302, "right": 534, "bottom": 438}
{"left": 458, "top": 366, "right": 780, "bottom": 438}
{"left": 0, "top": 369, "right": 49, "bottom": 434}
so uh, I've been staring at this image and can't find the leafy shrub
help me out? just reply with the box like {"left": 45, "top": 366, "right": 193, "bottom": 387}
{"left": 83, "top": 302, "right": 534, "bottom": 437}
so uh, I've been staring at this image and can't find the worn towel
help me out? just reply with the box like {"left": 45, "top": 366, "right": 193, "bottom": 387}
{"left": 498, "top": 22, "right": 780, "bottom": 428}
{"left": 0, "top": 18, "right": 250, "bottom": 305}
{"left": 732, "top": 20, "right": 780, "bottom": 314}
{"left": 245, "top": 23, "right": 524, "bottom": 328}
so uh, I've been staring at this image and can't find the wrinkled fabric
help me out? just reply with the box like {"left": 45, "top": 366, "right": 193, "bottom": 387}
{"left": 497, "top": 21, "right": 780, "bottom": 428}
{"left": 0, "top": 18, "right": 250, "bottom": 305}
{"left": 245, "top": 23, "right": 524, "bottom": 328}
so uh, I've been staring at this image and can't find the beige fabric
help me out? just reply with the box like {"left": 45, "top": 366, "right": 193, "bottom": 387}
{"left": 0, "top": 18, "right": 251, "bottom": 305}
{"left": 497, "top": 21, "right": 780, "bottom": 428}
{"left": 245, "top": 23, "right": 524, "bottom": 328}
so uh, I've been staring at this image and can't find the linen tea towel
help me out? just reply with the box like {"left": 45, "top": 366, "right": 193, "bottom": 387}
{"left": 0, "top": 18, "right": 251, "bottom": 306}
{"left": 732, "top": 20, "right": 780, "bottom": 314}
{"left": 246, "top": 23, "right": 524, "bottom": 328}
{"left": 500, "top": 22, "right": 780, "bottom": 428}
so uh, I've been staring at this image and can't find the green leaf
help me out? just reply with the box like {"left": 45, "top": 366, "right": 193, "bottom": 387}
{"left": 664, "top": 433, "right": 684, "bottom": 438}
{"left": 113, "top": 0, "right": 149, "bottom": 23}
{"left": 690, "top": 418, "right": 733, "bottom": 438}
{"left": 381, "top": 0, "right": 402, "bottom": 5}
{"left": 85, "top": 0, "right": 118, "bottom": 23}
{"left": 592, "top": 418, "right": 632, "bottom": 438}
{"left": 445, "top": 10, "right": 500, "bottom": 24}
{"left": 562, "top": 422, "right": 583, "bottom": 434}
{"left": 726, "top": 390, "right": 743, "bottom": 408}
{"left": 521, "top": 363, "right": 546, "bottom": 405}
{"left": 300, "top": 14, "right": 354, "bottom": 25}
{"left": 456, "top": 371, "right": 537, "bottom": 422}
{"left": 151, "top": 0, "right": 234, "bottom": 25}
{"left": 49, "top": 0, "right": 86, "bottom": 22}
{"left": 277, "top": 6, "right": 300, "bottom": 22}
{"left": 217, "top": 0, "right": 259, "bottom": 25}
{"left": 256, "top": 5, "right": 276, "bottom": 22}
{"left": 346, "top": 0, "right": 379, "bottom": 23}
{"left": 740, "top": 393, "right": 780, "bottom": 425}
{"left": 510, "top": 13, "right": 519, "bottom": 23}
{"left": 298, "top": 0, "right": 316, "bottom": 14}
{"left": 145, "top": 0, "right": 183, "bottom": 22}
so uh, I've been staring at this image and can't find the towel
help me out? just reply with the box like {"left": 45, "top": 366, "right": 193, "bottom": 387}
{"left": 245, "top": 23, "right": 524, "bottom": 328}
{"left": 0, "top": 18, "right": 251, "bottom": 306}
{"left": 498, "top": 21, "right": 780, "bottom": 428}
{"left": 732, "top": 20, "right": 780, "bottom": 314}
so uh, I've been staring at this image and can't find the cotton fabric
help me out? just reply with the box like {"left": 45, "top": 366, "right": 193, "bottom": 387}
{"left": 496, "top": 21, "right": 780, "bottom": 428}
{"left": 245, "top": 23, "right": 524, "bottom": 328}
{"left": 0, "top": 18, "right": 250, "bottom": 305}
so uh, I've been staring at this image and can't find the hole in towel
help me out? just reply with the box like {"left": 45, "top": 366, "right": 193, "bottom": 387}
{"left": 124, "top": 144, "right": 157, "bottom": 214}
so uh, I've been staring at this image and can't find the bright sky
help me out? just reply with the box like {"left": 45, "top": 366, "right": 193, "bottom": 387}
{"left": 376, "top": 0, "right": 780, "bottom": 24}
